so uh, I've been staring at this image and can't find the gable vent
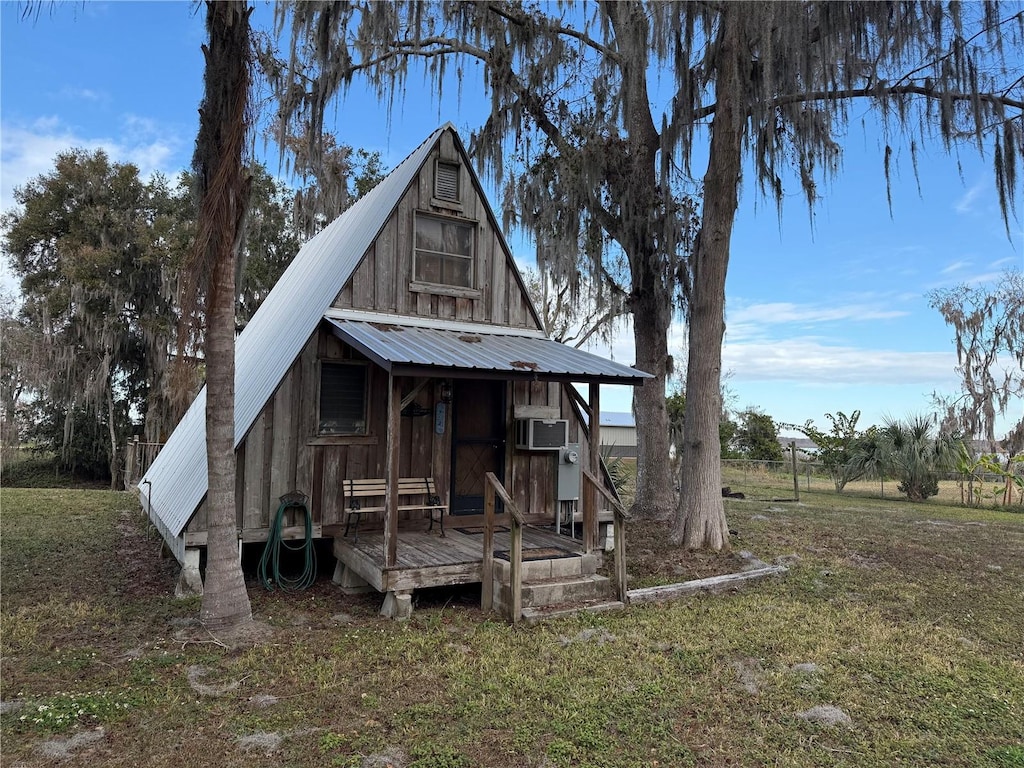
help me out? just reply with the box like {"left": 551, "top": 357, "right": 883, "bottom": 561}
{"left": 435, "top": 161, "right": 460, "bottom": 202}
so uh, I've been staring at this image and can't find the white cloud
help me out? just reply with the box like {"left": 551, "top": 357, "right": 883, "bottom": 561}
{"left": 57, "top": 87, "right": 108, "bottom": 104}
{"left": 585, "top": 318, "right": 955, "bottom": 389}
{"left": 723, "top": 337, "right": 955, "bottom": 386}
{"left": 954, "top": 180, "right": 986, "bottom": 214}
{"left": 1, "top": 116, "right": 184, "bottom": 211}
{"left": 728, "top": 301, "right": 908, "bottom": 326}
{"left": 940, "top": 259, "right": 972, "bottom": 274}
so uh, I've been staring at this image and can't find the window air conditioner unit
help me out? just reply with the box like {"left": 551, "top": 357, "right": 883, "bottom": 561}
{"left": 515, "top": 418, "right": 568, "bottom": 451}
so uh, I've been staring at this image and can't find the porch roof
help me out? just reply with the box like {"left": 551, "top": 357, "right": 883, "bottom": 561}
{"left": 323, "top": 315, "right": 651, "bottom": 385}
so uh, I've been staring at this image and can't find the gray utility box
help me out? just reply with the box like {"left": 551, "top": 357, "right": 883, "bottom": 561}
{"left": 557, "top": 443, "right": 581, "bottom": 501}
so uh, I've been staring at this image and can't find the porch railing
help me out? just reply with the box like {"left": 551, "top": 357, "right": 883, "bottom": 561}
{"left": 481, "top": 471, "right": 526, "bottom": 623}
{"left": 582, "top": 468, "right": 629, "bottom": 604}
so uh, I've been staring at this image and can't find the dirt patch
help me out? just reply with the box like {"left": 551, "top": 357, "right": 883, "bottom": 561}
{"left": 173, "top": 616, "right": 275, "bottom": 649}
{"left": 187, "top": 665, "right": 242, "bottom": 697}
{"left": 732, "top": 657, "right": 763, "bottom": 694}
{"left": 236, "top": 731, "right": 282, "bottom": 753}
{"left": 559, "top": 627, "right": 616, "bottom": 646}
{"left": 626, "top": 518, "right": 748, "bottom": 587}
{"left": 797, "top": 704, "right": 853, "bottom": 727}
{"left": 36, "top": 727, "right": 106, "bottom": 759}
{"left": 116, "top": 510, "right": 179, "bottom": 599}
{"left": 360, "top": 748, "right": 408, "bottom": 767}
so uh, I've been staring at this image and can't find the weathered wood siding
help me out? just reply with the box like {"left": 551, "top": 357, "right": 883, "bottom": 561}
{"left": 184, "top": 333, "right": 600, "bottom": 539}
{"left": 187, "top": 327, "right": 454, "bottom": 539}
{"left": 182, "top": 133, "right": 612, "bottom": 542}
{"left": 332, "top": 132, "right": 539, "bottom": 330}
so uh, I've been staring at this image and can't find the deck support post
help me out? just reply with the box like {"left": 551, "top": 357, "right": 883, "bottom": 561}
{"left": 380, "top": 589, "right": 413, "bottom": 620}
{"left": 332, "top": 561, "right": 373, "bottom": 594}
{"left": 175, "top": 547, "right": 204, "bottom": 597}
{"left": 384, "top": 372, "right": 401, "bottom": 568}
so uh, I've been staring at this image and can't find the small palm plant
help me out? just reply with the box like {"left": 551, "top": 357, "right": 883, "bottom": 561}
{"left": 953, "top": 442, "right": 982, "bottom": 506}
{"left": 850, "top": 415, "right": 963, "bottom": 502}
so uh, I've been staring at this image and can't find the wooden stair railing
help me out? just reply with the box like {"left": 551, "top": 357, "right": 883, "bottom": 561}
{"left": 481, "top": 471, "right": 527, "bottom": 623}
{"left": 582, "top": 468, "right": 629, "bottom": 604}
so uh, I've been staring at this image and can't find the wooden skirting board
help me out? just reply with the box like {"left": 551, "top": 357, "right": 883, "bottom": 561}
{"left": 627, "top": 565, "right": 787, "bottom": 604}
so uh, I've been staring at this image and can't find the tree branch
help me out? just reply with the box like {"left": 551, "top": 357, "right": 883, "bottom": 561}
{"left": 485, "top": 1, "right": 623, "bottom": 64}
{"left": 688, "top": 82, "right": 1023, "bottom": 126}
{"left": 889, "top": 10, "right": 1024, "bottom": 91}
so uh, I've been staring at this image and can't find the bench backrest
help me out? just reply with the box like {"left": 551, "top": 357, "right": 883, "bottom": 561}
{"left": 345, "top": 477, "right": 437, "bottom": 499}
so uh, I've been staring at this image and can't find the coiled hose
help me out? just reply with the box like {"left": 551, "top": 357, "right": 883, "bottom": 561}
{"left": 258, "top": 493, "right": 317, "bottom": 591}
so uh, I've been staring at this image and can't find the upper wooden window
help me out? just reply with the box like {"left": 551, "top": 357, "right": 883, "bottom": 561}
{"left": 318, "top": 361, "right": 368, "bottom": 435}
{"left": 414, "top": 213, "right": 474, "bottom": 289}
{"left": 434, "top": 161, "right": 461, "bottom": 202}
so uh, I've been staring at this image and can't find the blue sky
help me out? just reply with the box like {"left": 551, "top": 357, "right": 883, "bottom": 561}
{"left": 2, "top": 2, "right": 1021, "bottom": 438}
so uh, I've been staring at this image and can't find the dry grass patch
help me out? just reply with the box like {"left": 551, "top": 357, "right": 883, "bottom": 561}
{"left": 1, "top": 486, "right": 1022, "bottom": 767}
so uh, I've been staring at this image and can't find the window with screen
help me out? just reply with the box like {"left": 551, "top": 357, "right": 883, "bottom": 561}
{"left": 318, "top": 362, "right": 367, "bottom": 435}
{"left": 414, "top": 213, "right": 474, "bottom": 289}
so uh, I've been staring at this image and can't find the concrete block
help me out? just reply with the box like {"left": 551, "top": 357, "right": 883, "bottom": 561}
{"left": 601, "top": 523, "right": 615, "bottom": 552}
{"left": 525, "top": 575, "right": 611, "bottom": 607}
{"left": 581, "top": 553, "right": 602, "bottom": 575}
{"left": 380, "top": 590, "right": 413, "bottom": 620}
{"left": 549, "top": 556, "right": 583, "bottom": 579}
{"left": 521, "top": 559, "right": 551, "bottom": 581}
{"left": 333, "top": 562, "right": 375, "bottom": 595}
{"left": 175, "top": 548, "right": 203, "bottom": 598}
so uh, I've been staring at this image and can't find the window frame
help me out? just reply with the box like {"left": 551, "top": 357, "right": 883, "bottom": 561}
{"left": 412, "top": 212, "right": 479, "bottom": 295}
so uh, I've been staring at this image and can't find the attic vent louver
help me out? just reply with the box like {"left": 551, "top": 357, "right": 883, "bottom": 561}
{"left": 435, "top": 161, "right": 460, "bottom": 202}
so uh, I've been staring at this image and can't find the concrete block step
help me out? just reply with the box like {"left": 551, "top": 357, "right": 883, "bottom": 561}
{"left": 520, "top": 599, "right": 627, "bottom": 625}
{"left": 520, "top": 574, "right": 612, "bottom": 608}
{"left": 493, "top": 551, "right": 601, "bottom": 583}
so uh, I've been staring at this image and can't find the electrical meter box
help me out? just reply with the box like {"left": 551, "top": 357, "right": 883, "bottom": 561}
{"left": 557, "top": 443, "right": 581, "bottom": 501}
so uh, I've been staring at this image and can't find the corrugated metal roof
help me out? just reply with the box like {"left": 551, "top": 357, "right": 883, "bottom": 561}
{"left": 325, "top": 317, "right": 651, "bottom": 383}
{"left": 600, "top": 411, "right": 636, "bottom": 428}
{"left": 140, "top": 125, "right": 450, "bottom": 539}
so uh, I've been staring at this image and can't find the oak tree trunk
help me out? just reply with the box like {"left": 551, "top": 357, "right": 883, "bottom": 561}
{"left": 630, "top": 282, "right": 675, "bottom": 520}
{"left": 673, "top": 5, "right": 745, "bottom": 550}
{"left": 107, "top": 385, "right": 119, "bottom": 490}
{"left": 608, "top": 2, "right": 675, "bottom": 521}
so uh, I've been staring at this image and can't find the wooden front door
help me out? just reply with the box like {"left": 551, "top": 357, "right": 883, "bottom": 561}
{"left": 450, "top": 379, "right": 506, "bottom": 515}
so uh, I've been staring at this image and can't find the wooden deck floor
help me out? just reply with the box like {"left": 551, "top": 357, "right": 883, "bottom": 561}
{"left": 333, "top": 524, "right": 584, "bottom": 593}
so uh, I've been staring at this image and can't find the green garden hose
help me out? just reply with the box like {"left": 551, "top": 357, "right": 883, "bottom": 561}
{"left": 258, "top": 493, "right": 317, "bottom": 591}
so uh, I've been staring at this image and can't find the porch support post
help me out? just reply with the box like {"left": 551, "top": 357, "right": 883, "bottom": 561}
{"left": 586, "top": 383, "right": 601, "bottom": 553}
{"left": 384, "top": 371, "right": 400, "bottom": 568}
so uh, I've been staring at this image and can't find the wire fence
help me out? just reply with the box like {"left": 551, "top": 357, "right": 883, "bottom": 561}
{"left": 721, "top": 458, "right": 1022, "bottom": 507}
{"left": 123, "top": 438, "right": 164, "bottom": 488}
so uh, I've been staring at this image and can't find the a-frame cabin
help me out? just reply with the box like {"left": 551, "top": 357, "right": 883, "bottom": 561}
{"left": 140, "top": 125, "right": 650, "bottom": 621}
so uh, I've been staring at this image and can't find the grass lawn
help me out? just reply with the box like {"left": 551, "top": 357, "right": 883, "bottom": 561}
{"left": 1, "top": 486, "right": 1022, "bottom": 767}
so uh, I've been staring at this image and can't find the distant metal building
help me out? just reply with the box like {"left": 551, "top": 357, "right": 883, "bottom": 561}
{"left": 600, "top": 411, "right": 638, "bottom": 459}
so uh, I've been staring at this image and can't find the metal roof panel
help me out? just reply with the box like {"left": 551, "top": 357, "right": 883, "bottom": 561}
{"left": 324, "top": 318, "right": 650, "bottom": 383}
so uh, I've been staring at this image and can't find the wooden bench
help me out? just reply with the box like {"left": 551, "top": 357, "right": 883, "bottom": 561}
{"left": 343, "top": 477, "right": 448, "bottom": 540}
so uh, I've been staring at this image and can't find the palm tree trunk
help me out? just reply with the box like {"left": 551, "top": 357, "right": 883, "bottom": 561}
{"left": 195, "top": 0, "right": 253, "bottom": 632}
